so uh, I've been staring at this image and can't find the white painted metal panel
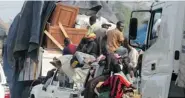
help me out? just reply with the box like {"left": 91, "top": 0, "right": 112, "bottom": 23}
{"left": 176, "top": 2, "right": 185, "bottom": 88}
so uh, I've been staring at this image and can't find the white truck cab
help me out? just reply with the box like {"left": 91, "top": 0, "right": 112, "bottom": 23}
{"left": 129, "top": 1, "right": 185, "bottom": 98}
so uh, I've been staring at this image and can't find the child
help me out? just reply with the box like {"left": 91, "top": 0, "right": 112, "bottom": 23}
{"left": 95, "top": 64, "right": 135, "bottom": 98}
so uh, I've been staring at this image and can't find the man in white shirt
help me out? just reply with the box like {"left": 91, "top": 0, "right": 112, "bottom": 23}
{"left": 123, "top": 38, "right": 139, "bottom": 68}
{"left": 86, "top": 16, "right": 100, "bottom": 36}
{"left": 123, "top": 38, "right": 139, "bottom": 83}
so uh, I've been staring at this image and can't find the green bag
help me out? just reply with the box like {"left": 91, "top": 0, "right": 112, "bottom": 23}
{"left": 98, "top": 91, "right": 110, "bottom": 98}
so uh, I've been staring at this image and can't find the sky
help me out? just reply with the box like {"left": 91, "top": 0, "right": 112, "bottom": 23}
{"left": 0, "top": 1, "right": 151, "bottom": 23}
{"left": 0, "top": 1, "right": 24, "bottom": 23}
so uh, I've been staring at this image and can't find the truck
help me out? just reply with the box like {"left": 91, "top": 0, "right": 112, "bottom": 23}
{"left": 129, "top": 1, "right": 185, "bottom": 98}
{"left": 30, "top": 2, "right": 185, "bottom": 98}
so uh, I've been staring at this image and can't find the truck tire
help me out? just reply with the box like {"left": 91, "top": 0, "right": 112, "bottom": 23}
{"left": 31, "top": 95, "right": 35, "bottom": 98}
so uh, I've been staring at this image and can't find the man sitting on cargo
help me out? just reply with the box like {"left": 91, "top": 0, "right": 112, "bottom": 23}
{"left": 107, "top": 21, "right": 126, "bottom": 55}
{"left": 71, "top": 33, "right": 98, "bottom": 68}
{"left": 81, "top": 33, "right": 98, "bottom": 57}
{"left": 63, "top": 38, "right": 77, "bottom": 55}
{"left": 86, "top": 16, "right": 99, "bottom": 36}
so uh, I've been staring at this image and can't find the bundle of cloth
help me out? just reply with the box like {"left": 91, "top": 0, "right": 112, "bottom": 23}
{"left": 58, "top": 51, "right": 96, "bottom": 89}
{"left": 75, "top": 14, "right": 116, "bottom": 30}
{"left": 56, "top": 33, "right": 105, "bottom": 90}
{"left": 55, "top": 49, "right": 138, "bottom": 98}
{"left": 83, "top": 52, "right": 137, "bottom": 98}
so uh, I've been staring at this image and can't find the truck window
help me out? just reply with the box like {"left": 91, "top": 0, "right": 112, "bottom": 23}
{"left": 147, "top": 9, "right": 162, "bottom": 47}
{"left": 130, "top": 12, "right": 151, "bottom": 49}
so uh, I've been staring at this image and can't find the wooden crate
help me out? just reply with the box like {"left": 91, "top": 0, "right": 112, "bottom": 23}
{"left": 46, "top": 26, "right": 64, "bottom": 49}
{"left": 46, "top": 26, "right": 87, "bottom": 49}
{"left": 50, "top": 3, "right": 79, "bottom": 28}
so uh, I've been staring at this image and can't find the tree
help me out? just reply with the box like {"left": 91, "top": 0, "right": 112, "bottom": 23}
{"left": 112, "top": 1, "right": 132, "bottom": 34}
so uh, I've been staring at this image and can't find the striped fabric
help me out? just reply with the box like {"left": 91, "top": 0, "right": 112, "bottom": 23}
{"left": 101, "top": 74, "right": 131, "bottom": 98}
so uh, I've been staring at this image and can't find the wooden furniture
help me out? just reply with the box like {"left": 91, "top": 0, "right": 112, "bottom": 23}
{"left": 44, "top": 30, "right": 64, "bottom": 50}
{"left": 59, "top": 22, "right": 74, "bottom": 44}
{"left": 50, "top": 3, "right": 79, "bottom": 28}
{"left": 59, "top": 23, "right": 69, "bottom": 38}
{"left": 46, "top": 26, "right": 87, "bottom": 49}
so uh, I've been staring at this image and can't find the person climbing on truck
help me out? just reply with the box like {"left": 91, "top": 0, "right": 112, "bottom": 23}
{"left": 122, "top": 37, "right": 139, "bottom": 83}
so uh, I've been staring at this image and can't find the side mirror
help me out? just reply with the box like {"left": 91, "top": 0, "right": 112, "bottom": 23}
{"left": 129, "top": 18, "right": 138, "bottom": 40}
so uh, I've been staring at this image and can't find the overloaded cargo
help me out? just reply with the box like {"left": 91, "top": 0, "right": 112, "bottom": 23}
{"left": 3, "top": 1, "right": 121, "bottom": 98}
{"left": 45, "top": 2, "right": 116, "bottom": 49}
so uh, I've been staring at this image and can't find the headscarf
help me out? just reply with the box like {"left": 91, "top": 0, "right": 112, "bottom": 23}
{"left": 85, "top": 33, "right": 96, "bottom": 39}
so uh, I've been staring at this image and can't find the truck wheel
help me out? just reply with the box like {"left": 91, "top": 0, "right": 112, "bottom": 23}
{"left": 31, "top": 95, "right": 35, "bottom": 98}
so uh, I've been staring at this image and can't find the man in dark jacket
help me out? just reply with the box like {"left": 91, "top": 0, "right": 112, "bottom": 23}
{"left": 70, "top": 33, "right": 97, "bottom": 68}
{"left": 81, "top": 33, "right": 98, "bottom": 57}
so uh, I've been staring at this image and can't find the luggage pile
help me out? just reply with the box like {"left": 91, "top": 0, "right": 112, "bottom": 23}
{"left": 46, "top": 2, "right": 141, "bottom": 98}
{"left": 50, "top": 38, "right": 142, "bottom": 98}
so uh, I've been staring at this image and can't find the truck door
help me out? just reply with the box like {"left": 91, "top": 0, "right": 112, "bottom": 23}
{"left": 129, "top": 4, "right": 174, "bottom": 98}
